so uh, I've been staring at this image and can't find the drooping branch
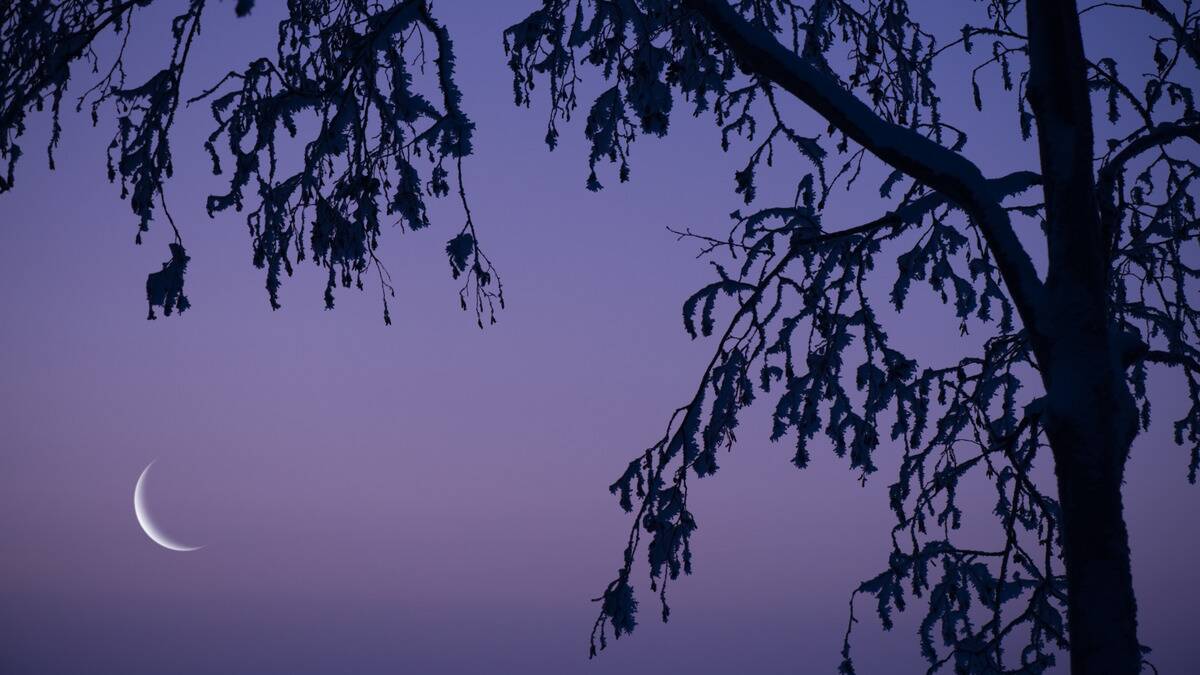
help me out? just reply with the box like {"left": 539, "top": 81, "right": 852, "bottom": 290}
{"left": 1100, "top": 121, "right": 1200, "bottom": 183}
{"left": 591, "top": 166, "right": 1046, "bottom": 663}
{"left": 1097, "top": 120, "right": 1200, "bottom": 249}
{"left": 0, "top": 1, "right": 144, "bottom": 191}
{"left": 1, "top": 0, "right": 501, "bottom": 324}
{"left": 682, "top": 0, "right": 1048, "bottom": 348}
{"left": 1141, "top": 0, "right": 1200, "bottom": 70}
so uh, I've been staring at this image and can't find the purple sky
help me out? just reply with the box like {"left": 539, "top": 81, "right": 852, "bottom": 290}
{"left": 1, "top": 2, "right": 1198, "bottom": 673}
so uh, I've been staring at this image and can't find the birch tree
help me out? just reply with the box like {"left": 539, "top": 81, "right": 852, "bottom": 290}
{"left": 504, "top": 1, "right": 1198, "bottom": 672}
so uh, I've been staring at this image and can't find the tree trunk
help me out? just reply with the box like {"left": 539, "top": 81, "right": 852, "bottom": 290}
{"left": 1053, "top": 466, "right": 1141, "bottom": 675}
{"left": 1024, "top": 1, "right": 1144, "bottom": 671}
{"left": 1042, "top": 341, "right": 1142, "bottom": 674}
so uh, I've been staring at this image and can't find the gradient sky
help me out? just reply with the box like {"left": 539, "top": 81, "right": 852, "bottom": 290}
{"left": 1, "top": 2, "right": 1198, "bottom": 673}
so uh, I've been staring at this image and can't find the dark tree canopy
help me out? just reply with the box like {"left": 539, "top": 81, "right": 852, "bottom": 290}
{"left": 1, "top": 0, "right": 501, "bottom": 324}
{"left": 3, "top": 1, "right": 1199, "bottom": 673}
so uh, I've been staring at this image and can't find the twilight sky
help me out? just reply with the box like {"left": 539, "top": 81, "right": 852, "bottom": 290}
{"left": 1, "top": 2, "right": 1198, "bottom": 673}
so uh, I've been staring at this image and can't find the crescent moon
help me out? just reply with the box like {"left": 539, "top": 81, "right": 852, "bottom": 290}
{"left": 134, "top": 461, "right": 203, "bottom": 552}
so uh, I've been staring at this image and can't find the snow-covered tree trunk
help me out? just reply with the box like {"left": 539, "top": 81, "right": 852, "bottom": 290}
{"left": 1046, "top": 379, "right": 1137, "bottom": 672}
{"left": 1042, "top": 341, "right": 1141, "bottom": 674}
{"left": 1026, "top": 1, "right": 1141, "bottom": 672}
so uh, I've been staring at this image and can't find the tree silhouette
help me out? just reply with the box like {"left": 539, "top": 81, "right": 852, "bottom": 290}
{"left": 3, "top": 1, "right": 1198, "bottom": 673}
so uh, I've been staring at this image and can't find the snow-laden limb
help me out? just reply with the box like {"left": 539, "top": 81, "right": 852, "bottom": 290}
{"left": 683, "top": 0, "right": 1049, "bottom": 355}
